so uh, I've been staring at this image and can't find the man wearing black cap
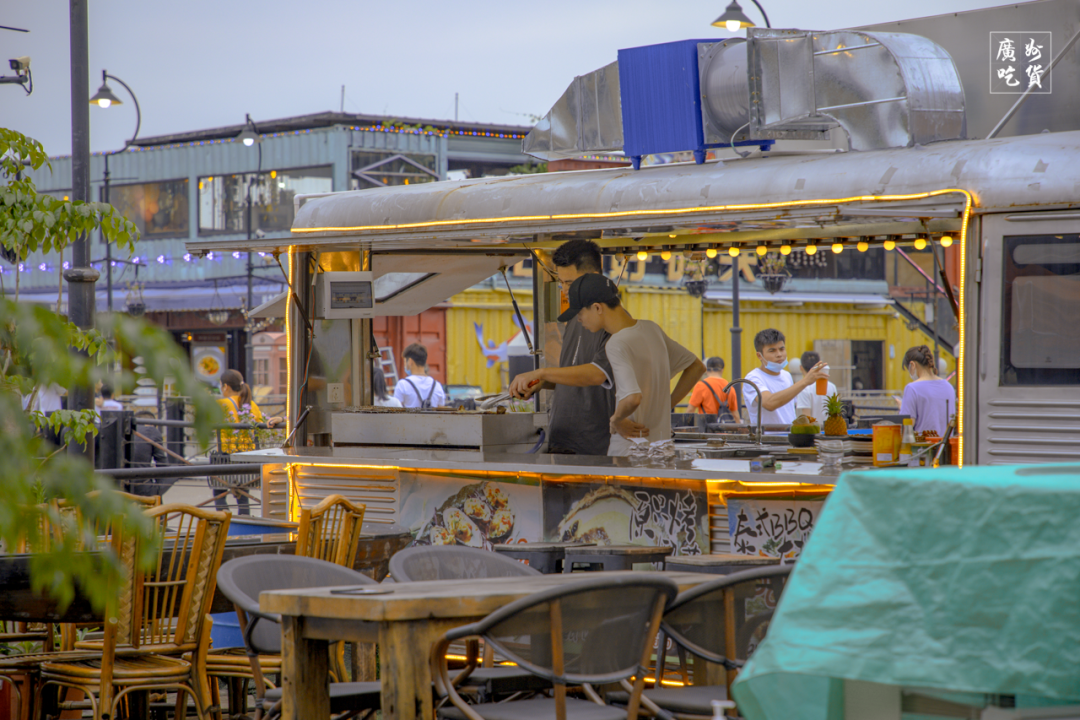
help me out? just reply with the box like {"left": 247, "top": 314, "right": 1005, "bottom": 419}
{"left": 507, "top": 240, "right": 633, "bottom": 454}
{"left": 560, "top": 273, "right": 704, "bottom": 456}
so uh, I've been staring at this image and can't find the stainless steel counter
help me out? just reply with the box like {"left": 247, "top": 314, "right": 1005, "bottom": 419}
{"left": 235, "top": 446, "right": 845, "bottom": 484}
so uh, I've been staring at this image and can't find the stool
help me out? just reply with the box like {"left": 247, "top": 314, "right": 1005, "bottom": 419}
{"left": 562, "top": 544, "right": 674, "bottom": 572}
{"left": 493, "top": 542, "right": 595, "bottom": 574}
{"left": 663, "top": 553, "right": 785, "bottom": 575}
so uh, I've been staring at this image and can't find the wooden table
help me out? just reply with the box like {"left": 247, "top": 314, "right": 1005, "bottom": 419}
{"left": 261, "top": 570, "right": 717, "bottom": 720}
{"left": 663, "top": 553, "right": 785, "bottom": 575}
{"left": 492, "top": 541, "right": 596, "bottom": 574}
{"left": 562, "top": 544, "right": 674, "bottom": 572}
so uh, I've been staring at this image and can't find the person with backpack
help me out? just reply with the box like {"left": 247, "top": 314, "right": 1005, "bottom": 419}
{"left": 393, "top": 343, "right": 446, "bottom": 409}
{"left": 688, "top": 356, "right": 739, "bottom": 423}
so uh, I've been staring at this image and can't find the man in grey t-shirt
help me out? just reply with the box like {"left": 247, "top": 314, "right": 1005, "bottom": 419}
{"left": 508, "top": 240, "right": 634, "bottom": 455}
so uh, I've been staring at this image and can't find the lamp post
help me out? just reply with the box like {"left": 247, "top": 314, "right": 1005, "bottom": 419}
{"left": 237, "top": 114, "right": 262, "bottom": 386}
{"left": 711, "top": 0, "right": 771, "bottom": 32}
{"left": 90, "top": 69, "right": 141, "bottom": 313}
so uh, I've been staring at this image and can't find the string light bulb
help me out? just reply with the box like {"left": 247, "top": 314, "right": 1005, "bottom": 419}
{"left": 705, "top": 247, "right": 718, "bottom": 259}
{"left": 660, "top": 250, "right": 672, "bottom": 261}
{"left": 756, "top": 245, "right": 768, "bottom": 256}
{"left": 728, "top": 245, "right": 740, "bottom": 257}
{"left": 884, "top": 238, "right": 896, "bottom": 250}
{"left": 805, "top": 243, "right": 818, "bottom": 256}
{"left": 780, "top": 244, "right": 792, "bottom": 256}
{"left": 857, "top": 240, "right": 869, "bottom": 252}
{"left": 636, "top": 250, "right": 649, "bottom": 261}
{"left": 914, "top": 237, "right": 928, "bottom": 250}
{"left": 940, "top": 235, "right": 954, "bottom": 247}
{"left": 831, "top": 242, "right": 844, "bottom": 254}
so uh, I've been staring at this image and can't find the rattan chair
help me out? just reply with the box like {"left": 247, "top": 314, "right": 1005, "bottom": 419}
{"left": 215, "top": 554, "right": 383, "bottom": 720}
{"left": 612, "top": 565, "right": 793, "bottom": 720}
{"left": 432, "top": 573, "right": 679, "bottom": 720}
{"left": 37, "top": 504, "right": 231, "bottom": 720}
{"left": 295, "top": 494, "right": 366, "bottom": 568}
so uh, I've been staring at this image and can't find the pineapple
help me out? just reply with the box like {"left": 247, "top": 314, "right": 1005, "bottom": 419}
{"left": 823, "top": 393, "right": 848, "bottom": 436}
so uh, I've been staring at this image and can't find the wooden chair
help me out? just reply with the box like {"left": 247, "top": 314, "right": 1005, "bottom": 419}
{"left": 294, "top": 494, "right": 366, "bottom": 568}
{"left": 37, "top": 504, "right": 231, "bottom": 720}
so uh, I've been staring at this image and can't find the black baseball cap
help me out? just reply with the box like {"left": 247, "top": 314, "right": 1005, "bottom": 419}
{"left": 558, "top": 273, "right": 620, "bottom": 322}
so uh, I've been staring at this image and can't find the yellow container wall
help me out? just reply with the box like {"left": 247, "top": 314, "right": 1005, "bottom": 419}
{"left": 445, "top": 286, "right": 954, "bottom": 395}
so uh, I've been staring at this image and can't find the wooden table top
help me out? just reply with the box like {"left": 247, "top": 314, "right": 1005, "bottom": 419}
{"left": 562, "top": 544, "right": 674, "bottom": 556}
{"left": 261, "top": 570, "right": 715, "bottom": 622}
{"left": 666, "top": 553, "right": 783, "bottom": 566}
{"left": 493, "top": 542, "right": 596, "bottom": 554}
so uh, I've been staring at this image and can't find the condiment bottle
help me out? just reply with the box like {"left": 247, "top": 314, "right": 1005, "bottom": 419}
{"left": 899, "top": 418, "right": 916, "bottom": 466}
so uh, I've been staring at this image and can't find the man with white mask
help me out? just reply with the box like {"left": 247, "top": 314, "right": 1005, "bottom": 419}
{"left": 741, "top": 328, "right": 828, "bottom": 428}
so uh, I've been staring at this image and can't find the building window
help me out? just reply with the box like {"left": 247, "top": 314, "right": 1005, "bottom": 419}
{"left": 107, "top": 179, "right": 189, "bottom": 238}
{"left": 350, "top": 151, "right": 438, "bottom": 189}
{"left": 198, "top": 166, "right": 332, "bottom": 235}
{"left": 1000, "top": 234, "right": 1080, "bottom": 386}
{"left": 278, "top": 357, "right": 288, "bottom": 394}
{"left": 254, "top": 358, "right": 269, "bottom": 388}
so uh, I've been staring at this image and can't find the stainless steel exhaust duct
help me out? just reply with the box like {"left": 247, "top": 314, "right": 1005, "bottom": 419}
{"left": 742, "top": 28, "right": 966, "bottom": 150}
{"left": 521, "top": 61, "right": 623, "bottom": 161}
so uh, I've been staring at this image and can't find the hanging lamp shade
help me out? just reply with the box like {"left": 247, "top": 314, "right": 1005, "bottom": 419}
{"left": 90, "top": 80, "right": 123, "bottom": 108}
{"left": 711, "top": 0, "right": 755, "bottom": 32}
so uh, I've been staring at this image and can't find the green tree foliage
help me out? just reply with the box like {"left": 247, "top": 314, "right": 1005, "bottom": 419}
{"left": 0, "top": 128, "right": 223, "bottom": 611}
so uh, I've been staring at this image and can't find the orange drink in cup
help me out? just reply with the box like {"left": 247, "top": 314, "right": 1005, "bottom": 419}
{"left": 816, "top": 365, "right": 829, "bottom": 395}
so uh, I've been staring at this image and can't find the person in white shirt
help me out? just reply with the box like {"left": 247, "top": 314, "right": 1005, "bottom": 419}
{"left": 99, "top": 384, "right": 124, "bottom": 411}
{"left": 372, "top": 367, "right": 403, "bottom": 408}
{"left": 794, "top": 351, "right": 837, "bottom": 422}
{"left": 560, "top": 273, "right": 705, "bottom": 456}
{"left": 742, "top": 329, "right": 828, "bottom": 428}
{"left": 393, "top": 343, "right": 446, "bottom": 409}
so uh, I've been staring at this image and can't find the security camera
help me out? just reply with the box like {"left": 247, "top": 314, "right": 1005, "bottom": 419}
{"left": 9, "top": 57, "right": 30, "bottom": 76}
{"left": 254, "top": 229, "right": 266, "bottom": 239}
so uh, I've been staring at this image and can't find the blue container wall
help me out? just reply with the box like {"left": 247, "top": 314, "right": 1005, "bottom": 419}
{"left": 618, "top": 39, "right": 715, "bottom": 161}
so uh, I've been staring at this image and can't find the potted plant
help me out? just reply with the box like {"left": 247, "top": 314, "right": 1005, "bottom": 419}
{"left": 757, "top": 253, "right": 791, "bottom": 294}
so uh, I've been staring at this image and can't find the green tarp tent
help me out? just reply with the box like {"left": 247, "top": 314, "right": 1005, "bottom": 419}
{"left": 732, "top": 464, "right": 1080, "bottom": 720}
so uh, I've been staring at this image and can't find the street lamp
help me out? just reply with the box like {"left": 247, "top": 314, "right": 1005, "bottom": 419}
{"left": 711, "top": 0, "right": 771, "bottom": 32}
{"left": 90, "top": 69, "right": 141, "bottom": 313}
{"left": 238, "top": 113, "right": 262, "bottom": 386}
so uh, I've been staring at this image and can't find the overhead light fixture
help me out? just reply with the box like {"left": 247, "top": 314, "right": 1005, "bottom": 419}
{"left": 883, "top": 238, "right": 896, "bottom": 251}
{"left": 89, "top": 71, "right": 122, "bottom": 108}
{"left": 780, "top": 244, "right": 792, "bottom": 256}
{"left": 832, "top": 242, "right": 844, "bottom": 254}
{"left": 755, "top": 244, "right": 768, "bottom": 256}
{"left": 728, "top": 245, "right": 740, "bottom": 257}
{"left": 636, "top": 250, "right": 649, "bottom": 261}
{"left": 660, "top": 250, "right": 672, "bottom": 261}
{"left": 940, "top": 235, "right": 954, "bottom": 248}
{"left": 914, "top": 237, "right": 928, "bottom": 250}
{"left": 857, "top": 240, "right": 869, "bottom": 252}
{"left": 712, "top": 0, "right": 755, "bottom": 32}
{"left": 705, "top": 247, "right": 718, "bottom": 259}
{"left": 237, "top": 112, "right": 260, "bottom": 147}
{"left": 805, "top": 243, "right": 818, "bottom": 256}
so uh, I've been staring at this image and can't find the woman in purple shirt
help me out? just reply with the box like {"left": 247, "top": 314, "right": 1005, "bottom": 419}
{"left": 899, "top": 345, "right": 957, "bottom": 437}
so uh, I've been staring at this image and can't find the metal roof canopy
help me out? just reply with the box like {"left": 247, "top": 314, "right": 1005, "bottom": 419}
{"left": 185, "top": 130, "right": 1080, "bottom": 256}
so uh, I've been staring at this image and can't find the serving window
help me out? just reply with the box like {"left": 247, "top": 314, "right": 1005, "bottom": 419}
{"left": 1000, "top": 233, "right": 1080, "bottom": 385}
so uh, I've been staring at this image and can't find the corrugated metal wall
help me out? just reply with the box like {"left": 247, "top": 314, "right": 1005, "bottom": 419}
{"left": 445, "top": 285, "right": 952, "bottom": 394}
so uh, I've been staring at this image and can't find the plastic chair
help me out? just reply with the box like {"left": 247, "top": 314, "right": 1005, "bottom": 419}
{"left": 432, "top": 573, "right": 679, "bottom": 720}
{"left": 391, "top": 546, "right": 549, "bottom": 699}
{"left": 38, "top": 504, "right": 231, "bottom": 720}
{"left": 295, "top": 494, "right": 366, "bottom": 568}
{"left": 389, "top": 545, "right": 543, "bottom": 582}
{"left": 614, "top": 565, "right": 793, "bottom": 720}
{"left": 215, "top": 554, "right": 382, "bottom": 720}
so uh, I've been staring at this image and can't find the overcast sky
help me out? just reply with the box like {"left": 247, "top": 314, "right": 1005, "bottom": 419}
{"left": 3, "top": 0, "right": 994, "bottom": 157}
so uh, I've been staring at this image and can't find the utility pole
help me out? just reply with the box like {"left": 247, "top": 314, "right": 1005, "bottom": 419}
{"left": 66, "top": 0, "right": 98, "bottom": 462}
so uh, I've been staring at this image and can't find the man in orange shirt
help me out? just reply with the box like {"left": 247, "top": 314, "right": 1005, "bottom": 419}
{"left": 688, "top": 356, "right": 738, "bottom": 420}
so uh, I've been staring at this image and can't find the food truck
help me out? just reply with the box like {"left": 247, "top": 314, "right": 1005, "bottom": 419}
{"left": 187, "top": 0, "right": 1080, "bottom": 556}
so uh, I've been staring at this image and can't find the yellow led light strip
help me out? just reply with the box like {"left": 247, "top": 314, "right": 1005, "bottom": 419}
{"left": 291, "top": 189, "right": 969, "bottom": 235}
{"left": 285, "top": 250, "right": 294, "bottom": 440}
